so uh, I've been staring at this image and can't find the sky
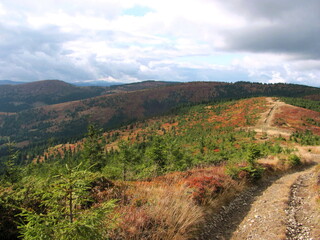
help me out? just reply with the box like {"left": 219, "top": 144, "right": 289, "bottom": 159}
{"left": 0, "top": 0, "right": 319, "bottom": 87}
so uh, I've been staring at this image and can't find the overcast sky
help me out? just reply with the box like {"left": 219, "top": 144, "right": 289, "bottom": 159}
{"left": 0, "top": 0, "right": 319, "bottom": 87}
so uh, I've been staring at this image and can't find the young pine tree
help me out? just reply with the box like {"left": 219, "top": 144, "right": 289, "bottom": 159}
{"left": 3, "top": 140, "right": 20, "bottom": 184}
{"left": 81, "top": 125, "right": 106, "bottom": 171}
{"left": 148, "top": 137, "right": 166, "bottom": 174}
{"left": 18, "top": 163, "right": 117, "bottom": 240}
{"left": 118, "top": 140, "right": 133, "bottom": 181}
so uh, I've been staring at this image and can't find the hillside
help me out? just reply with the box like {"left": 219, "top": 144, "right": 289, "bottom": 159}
{"left": 34, "top": 97, "right": 271, "bottom": 165}
{"left": 0, "top": 80, "right": 106, "bottom": 112}
{"left": 0, "top": 80, "right": 177, "bottom": 112}
{"left": 1, "top": 97, "right": 319, "bottom": 240}
{"left": 107, "top": 80, "right": 178, "bottom": 92}
{"left": 0, "top": 81, "right": 319, "bottom": 147}
{"left": 33, "top": 97, "right": 320, "bottom": 173}
{"left": 0, "top": 80, "right": 25, "bottom": 85}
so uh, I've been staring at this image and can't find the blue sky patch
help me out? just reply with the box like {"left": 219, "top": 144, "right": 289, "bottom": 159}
{"left": 123, "top": 5, "right": 154, "bottom": 17}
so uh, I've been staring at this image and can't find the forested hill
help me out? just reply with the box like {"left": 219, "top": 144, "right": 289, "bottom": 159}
{"left": 0, "top": 80, "right": 106, "bottom": 112}
{"left": 107, "top": 80, "right": 178, "bottom": 92}
{"left": 0, "top": 80, "right": 25, "bottom": 85}
{"left": 0, "top": 81, "right": 319, "bottom": 147}
{"left": 0, "top": 80, "right": 177, "bottom": 112}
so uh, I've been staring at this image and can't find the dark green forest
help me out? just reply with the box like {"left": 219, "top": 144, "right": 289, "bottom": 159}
{"left": 281, "top": 97, "right": 320, "bottom": 112}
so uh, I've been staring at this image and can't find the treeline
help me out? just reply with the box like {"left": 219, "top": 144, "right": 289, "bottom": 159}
{"left": 281, "top": 97, "right": 320, "bottom": 112}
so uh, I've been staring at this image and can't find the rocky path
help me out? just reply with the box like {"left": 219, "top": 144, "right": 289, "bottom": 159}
{"left": 197, "top": 98, "right": 320, "bottom": 240}
{"left": 195, "top": 183, "right": 265, "bottom": 240}
{"left": 286, "top": 170, "right": 320, "bottom": 240}
{"left": 196, "top": 165, "right": 320, "bottom": 240}
{"left": 247, "top": 97, "right": 292, "bottom": 137}
{"left": 230, "top": 166, "right": 319, "bottom": 240}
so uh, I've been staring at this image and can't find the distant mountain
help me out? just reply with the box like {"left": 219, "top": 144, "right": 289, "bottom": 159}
{"left": 71, "top": 81, "right": 124, "bottom": 87}
{"left": 106, "top": 80, "right": 179, "bottom": 92}
{"left": 0, "top": 81, "right": 319, "bottom": 147}
{"left": 70, "top": 80, "right": 178, "bottom": 87}
{"left": 0, "top": 80, "right": 107, "bottom": 112}
{"left": 0, "top": 80, "right": 177, "bottom": 112}
{"left": 0, "top": 80, "right": 26, "bottom": 85}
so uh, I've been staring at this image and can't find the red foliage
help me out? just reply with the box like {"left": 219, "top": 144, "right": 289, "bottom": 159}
{"left": 207, "top": 97, "right": 268, "bottom": 128}
{"left": 186, "top": 175, "right": 224, "bottom": 204}
{"left": 274, "top": 105, "right": 320, "bottom": 135}
{"left": 111, "top": 206, "right": 158, "bottom": 239}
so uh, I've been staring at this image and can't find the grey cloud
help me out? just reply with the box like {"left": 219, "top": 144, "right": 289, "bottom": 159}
{"left": 220, "top": 0, "right": 320, "bottom": 60}
{"left": 224, "top": 23, "right": 320, "bottom": 59}
{"left": 220, "top": 0, "right": 319, "bottom": 20}
{"left": 0, "top": 52, "right": 94, "bottom": 82}
{"left": 0, "top": 25, "right": 74, "bottom": 57}
{"left": 0, "top": 24, "right": 95, "bottom": 81}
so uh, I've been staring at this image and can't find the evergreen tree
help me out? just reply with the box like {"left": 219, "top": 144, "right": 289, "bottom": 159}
{"left": 18, "top": 164, "right": 117, "bottom": 240}
{"left": 118, "top": 140, "right": 133, "bottom": 181}
{"left": 3, "top": 140, "right": 20, "bottom": 184}
{"left": 148, "top": 137, "right": 166, "bottom": 173}
{"left": 81, "top": 125, "right": 106, "bottom": 171}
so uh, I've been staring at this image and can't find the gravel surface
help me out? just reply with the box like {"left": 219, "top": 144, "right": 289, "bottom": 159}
{"left": 194, "top": 184, "right": 261, "bottom": 240}
{"left": 229, "top": 170, "right": 308, "bottom": 240}
{"left": 286, "top": 171, "right": 320, "bottom": 240}
{"left": 194, "top": 167, "right": 319, "bottom": 240}
{"left": 193, "top": 98, "right": 320, "bottom": 240}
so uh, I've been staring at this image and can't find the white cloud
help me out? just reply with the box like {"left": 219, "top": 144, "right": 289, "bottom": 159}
{"left": 98, "top": 76, "right": 119, "bottom": 82}
{"left": 268, "top": 72, "right": 286, "bottom": 84}
{"left": 0, "top": 3, "right": 6, "bottom": 16}
{"left": 231, "top": 54, "right": 320, "bottom": 86}
{"left": 0, "top": 0, "right": 319, "bottom": 87}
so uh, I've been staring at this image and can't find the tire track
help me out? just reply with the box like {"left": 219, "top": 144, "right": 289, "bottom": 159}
{"left": 197, "top": 97, "right": 320, "bottom": 240}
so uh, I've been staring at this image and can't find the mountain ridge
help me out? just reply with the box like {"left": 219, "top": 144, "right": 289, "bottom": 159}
{"left": 0, "top": 80, "right": 26, "bottom": 85}
{"left": 0, "top": 81, "right": 319, "bottom": 147}
{"left": 0, "top": 79, "right": 178, "bottom": 112}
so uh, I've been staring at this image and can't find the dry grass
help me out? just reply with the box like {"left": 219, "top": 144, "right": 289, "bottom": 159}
{"left": 204, "top": 179, "right": 246, "bottom": 215}
{"left": 110, "top": 184, "right": 204, "bottom": 239}
{"left": 106, "top": 165, "right": 244, "bottom": 240}
{"left": 103, "top": 156, "right": 311, "bottom": 240}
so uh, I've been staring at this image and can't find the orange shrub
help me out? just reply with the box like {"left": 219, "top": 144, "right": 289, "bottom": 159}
{"left": 186, "top": 175, "right": 224, "bottom": 204}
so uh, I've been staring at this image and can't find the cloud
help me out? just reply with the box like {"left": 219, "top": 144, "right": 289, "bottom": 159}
{"left": 220, "top": 0, "right": 320, "bottom": 59}
{"left": 123, "top": 5, "right": 154, "bottom": 17}
{"left": 0, "top": 0, "right": 318, "bottom": 87}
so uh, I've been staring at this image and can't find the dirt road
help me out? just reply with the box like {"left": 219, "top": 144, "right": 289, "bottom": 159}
{"left": 197, "top": 98, "right": 320, "bottom": 240}
{"left": 247, "top": 97, "right": 292, "bottom": 137}
{"left": 230, "top": 164, "right": 320, "bottom": 240}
